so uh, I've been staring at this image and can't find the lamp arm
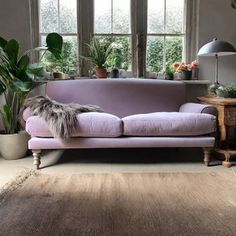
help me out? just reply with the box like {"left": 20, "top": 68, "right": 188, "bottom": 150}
{"left": 215, "top": 54, "right": 219, "bottom": 84}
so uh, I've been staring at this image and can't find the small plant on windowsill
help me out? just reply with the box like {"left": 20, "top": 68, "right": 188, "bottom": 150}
{"left": 172, "top": 60, "right": 199, "bottom": 80}
{"left": 84, "top": 37, "right": 113, "bottom": 78}
{"left": 164, "top": 64, "right": 175, "bottom": 80}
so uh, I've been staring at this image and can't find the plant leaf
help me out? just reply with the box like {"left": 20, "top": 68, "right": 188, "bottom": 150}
{"left": 0, "top": 36, "right": 7, "bottom": 49}
{"left": 1, "top": 104, "right": 12, "bottom": 133}
{"left": 4, "top": 39, "right": 19, "bottom": 64}
{"left": 46, "top": 33, "right": 63, "bottom": 60}
{"left": 0, "top": 81, "right": 6, "bottom": 95}
{"left": 17, "top": 55, "right": 30, "bottom": 71}
{"left": 27, "top": 63, "right": 44, "bottom": 76}
{"left": 11, "top": 79, "right": 33, "bottom": 93}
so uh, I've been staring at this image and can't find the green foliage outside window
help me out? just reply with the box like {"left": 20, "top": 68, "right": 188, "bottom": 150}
{"left": 147, "top": 37, "right": 183, "bottom": 73}
{"left": 42, "top": 39, "right": 78, "bottom": 74}
{"left": 96, "top": 36, "right": 131, "bottom": 71}
{"left": 42, "top": 36, "right": 182, "bottom": 75}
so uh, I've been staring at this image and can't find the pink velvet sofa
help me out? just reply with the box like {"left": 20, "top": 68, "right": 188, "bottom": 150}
{"left": 23, "top": 79, "right": 217, "bottom": 169}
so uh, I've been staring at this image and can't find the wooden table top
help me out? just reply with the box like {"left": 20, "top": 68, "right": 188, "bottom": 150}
{"left": 197, "top": 96, "right": 236, "bottom": 106}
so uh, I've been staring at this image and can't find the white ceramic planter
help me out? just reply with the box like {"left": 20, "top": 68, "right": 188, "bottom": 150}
{"left": 0, "top": 131, "right": 30, "bottom": 160}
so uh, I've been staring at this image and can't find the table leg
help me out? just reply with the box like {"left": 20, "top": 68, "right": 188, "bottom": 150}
{"left": 222, "top": 151, "right": 232, "bottom": 168}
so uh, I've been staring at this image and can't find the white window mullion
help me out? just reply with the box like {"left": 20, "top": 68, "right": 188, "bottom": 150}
{"left": 131, "top": 0, "right": 137, "bottom": 76}
{"left": 57, "top": 0, "right": 60, "bottom": 33}
{"left": 111, "top": 0, "right": 113, "bottom": 34}
{"left": 163, "top": 36, "right": 166, "bottom": 70}
{"left": 146, "top": 0, "right": 188, "bottom": 76}
{"left": 163, "top": 0, "right": 167, "bottom": 70}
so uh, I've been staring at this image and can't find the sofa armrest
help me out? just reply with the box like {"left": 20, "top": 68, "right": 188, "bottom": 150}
{"left": 179, "top": 103, "right": 217, "bottom": 116}
{"left": 19, "top": 107, "right": 34, "bottom": 129}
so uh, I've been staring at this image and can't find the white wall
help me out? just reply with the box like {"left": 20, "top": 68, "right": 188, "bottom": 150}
{"left": 198, "top": 0, "right": 236, "bottom": 85}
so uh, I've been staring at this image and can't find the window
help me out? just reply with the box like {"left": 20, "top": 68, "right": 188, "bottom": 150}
{"left": 94, "top": 0, "right": 132, "bottom": 71}
{"left": 39, "top": 0, "right": 78, "bottom": 74}
{"left": 146, "top": 0, "right": 185, "bottom": 73}
{"left": 33, "top": 0, "right": 196, "bottom": 77}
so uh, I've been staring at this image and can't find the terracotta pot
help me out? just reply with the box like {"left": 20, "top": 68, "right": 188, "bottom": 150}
{"left": 53, "top": 72, "right": 65, "bottom": 79}
{"left": 96, "top": 68, "right": 107, "bottom": 78}
{"left": 0, "top": 131, "right": 30, "bottom": 160}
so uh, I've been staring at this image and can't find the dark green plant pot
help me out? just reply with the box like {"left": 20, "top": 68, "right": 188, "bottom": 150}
{"left": 181, "top": 70, "right": 192, "bottom": 80}
{"left": 110, "top": 68, "right": 119, "bottom": 78}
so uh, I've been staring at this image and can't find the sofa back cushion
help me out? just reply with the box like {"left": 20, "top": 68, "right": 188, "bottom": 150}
{"left": 46, "top": 79, "right": 186, "bottom": 118}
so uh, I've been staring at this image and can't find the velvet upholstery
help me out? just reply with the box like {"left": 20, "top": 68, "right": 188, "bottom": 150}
{"left": 122, "top": 112, "right": 216, "bottom": 136}
{"left": 26, "top": 112, "right": 122, "bottom": 138}
{"left": 179, "top": 103, "right": 217, "bottom": 116}
{"left": 46, "top": 79, "right": 186, "bottom": 118}
{"left": 28, "top": 137, "right": 215, "bottom": 150}
{"left": 25, "top": 79, "right": 216, "bottom": 152}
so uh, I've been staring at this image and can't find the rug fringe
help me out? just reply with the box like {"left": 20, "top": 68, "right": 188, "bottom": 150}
{"left": 0, "top": 169, "right": 39, "bottom": 205}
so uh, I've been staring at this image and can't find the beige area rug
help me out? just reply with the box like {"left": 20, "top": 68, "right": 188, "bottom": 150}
{"left": 1, "top": 172, "right": 236, "bottom": 236}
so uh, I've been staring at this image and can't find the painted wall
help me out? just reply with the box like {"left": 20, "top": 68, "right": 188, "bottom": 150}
{"left": 0, "top": 0, "right": 32, "bottom": 51}
{"left": 0, "top": 0, "right": 32, "bottom": 130}
{"left": 198, "top": 0, "right": 236, "bottom": 85}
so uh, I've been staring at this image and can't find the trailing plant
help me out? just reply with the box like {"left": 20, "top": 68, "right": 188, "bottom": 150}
{"left": 0, "top": 33, "right": 63, "bottom": 134}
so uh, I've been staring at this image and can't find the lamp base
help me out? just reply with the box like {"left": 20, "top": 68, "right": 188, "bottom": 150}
{"left": 208, "top": 82, "right": 221, "bottom": 95}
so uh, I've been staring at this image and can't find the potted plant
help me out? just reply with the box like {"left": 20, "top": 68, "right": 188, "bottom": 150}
{"left": 172, "top": 60, "right": 198, "bottom": 80}
{"left": 164, "top": 64, "right": 174, "bottom": 80}
{"left": 85, "top": 37, "right": 113, "bottom": 78}
{"left": 0, "top": 33, "right": 63, "bottom": 159}
{"left": 216, "top": 85, "right": 236, "bottom": 98}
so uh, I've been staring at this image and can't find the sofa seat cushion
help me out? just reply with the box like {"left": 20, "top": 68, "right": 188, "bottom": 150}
{"left": 26, "top": 112, "right": 122, "bottom": 138}
{"left": 122, "top": 112, "right": 216, "bottom": 136}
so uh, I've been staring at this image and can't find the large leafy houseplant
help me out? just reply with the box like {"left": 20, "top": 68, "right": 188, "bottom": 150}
{"left": 0, "top": 33, "right": 63, "bottom": 134}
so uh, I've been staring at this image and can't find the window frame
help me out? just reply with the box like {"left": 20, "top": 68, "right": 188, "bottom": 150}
{"left": 93, "top": 0, "right": 132, "bottom": 73}
{"left": 30, "top": 0, "right": 198, "bottom": 77}
{"left": 146, "top": 0, "right": 186, "bottom": 75}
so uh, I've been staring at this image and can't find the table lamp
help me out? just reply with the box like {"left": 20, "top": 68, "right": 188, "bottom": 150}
{"left": 197, "top": 38, "right": 236, "bottom": 94}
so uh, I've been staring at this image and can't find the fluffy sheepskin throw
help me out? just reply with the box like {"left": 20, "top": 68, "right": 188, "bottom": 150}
{"left": 21, "top": 96, "right": 104, "bottom": 138}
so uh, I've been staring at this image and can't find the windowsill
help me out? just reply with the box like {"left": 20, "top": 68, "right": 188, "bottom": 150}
{"left": 154, "top": 77, "right": 211, "bottom": 85}
{"left": 179, "top": 80, "right": 211, "bottom": 85}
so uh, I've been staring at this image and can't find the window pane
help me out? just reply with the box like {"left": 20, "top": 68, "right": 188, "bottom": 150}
{"left": 148, "top": 0, "right": 164, "bottom": 33}
{"left": 41, "top": 36, "right": 78, "bottom": 74}
{"left": 165, "top": 36, "right": 183, "bottom": 66}
{"left": 95, "top": 36, "right": 132, "bottom": 71}
{"left": 166, "top": 0, "right": 184, "bottom": 33}
{"left": 146, "top": 36, "right": 164, "bottom": 72}
{"left": 113, "top": 0, "right": 131, "bottom": 34}
{"left": 40, "top": 0, "right": 58, "bottom": 33}
{"left": 94, "top": 0, "right": 112, "bottom": 33}
{"left": 60, "top": 0, "right": 77, "bottom": 33}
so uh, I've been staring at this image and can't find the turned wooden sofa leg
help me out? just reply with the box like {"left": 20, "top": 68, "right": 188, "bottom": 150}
{"left": 32, "top": 150, "right": 41, "bottom": 170}
{"left": 222, "top": 152, "right": 232, "bottom": 168}
{"left": 203, "top": 147, "right": 212, "bottom": 166}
